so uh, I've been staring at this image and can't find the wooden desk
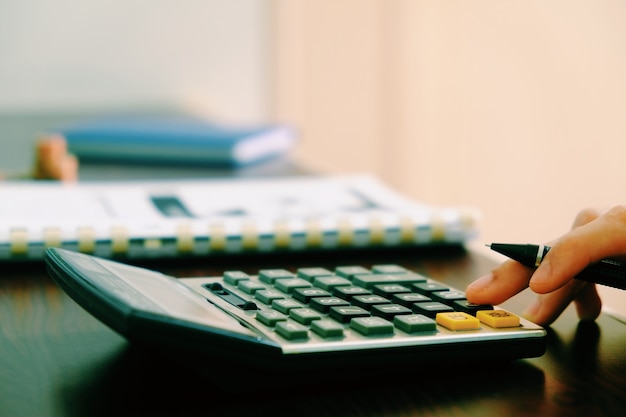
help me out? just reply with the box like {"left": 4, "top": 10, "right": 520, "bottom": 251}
{"left": 2, "top": 246, "right": 626, "bottom": 417}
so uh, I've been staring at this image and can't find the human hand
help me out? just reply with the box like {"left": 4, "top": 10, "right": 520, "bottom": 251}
{"left": 465, "top": 206, "right": 626, "bottom": 326}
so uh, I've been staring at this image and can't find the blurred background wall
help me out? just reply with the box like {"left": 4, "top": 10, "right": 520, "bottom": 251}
{"left": 273, "top": 0, "right": 626, "bottom": 309}
{"left": 0, "top": 0, "right": 271, "bottom": 123}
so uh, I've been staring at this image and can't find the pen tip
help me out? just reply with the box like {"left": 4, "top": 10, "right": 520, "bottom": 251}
{"left": 485, "top": 243, "right": 492, "bottom": 248}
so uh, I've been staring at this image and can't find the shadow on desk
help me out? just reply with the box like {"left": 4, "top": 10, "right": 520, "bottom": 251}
{"left": 59, "top": 343, "right": 545, "bottom": 417}
{"left": 534, "top": 320, "right": 626, "bottom": 415}
{"left": 58, "top": 319, "right": 626, "bottom": 417}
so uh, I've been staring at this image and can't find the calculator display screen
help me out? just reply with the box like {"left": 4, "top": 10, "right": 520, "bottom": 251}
{"left": 65, "top": 249, "right": 257, "bottom": 338}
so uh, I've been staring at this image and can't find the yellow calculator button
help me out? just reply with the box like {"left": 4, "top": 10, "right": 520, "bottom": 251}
{"left": 476, "top": 309, "right": 520, "bottom": 328}
{"left": 436, "top": 312, "right": 480, "bottom": 331}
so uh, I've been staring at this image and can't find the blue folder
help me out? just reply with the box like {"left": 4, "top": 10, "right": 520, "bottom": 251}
{"left": 52, "top": 116, "right": 297, "bottom": 167}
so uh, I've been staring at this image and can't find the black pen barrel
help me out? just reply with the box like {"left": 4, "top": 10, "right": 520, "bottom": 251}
{"left": 489, "top": 243, "right": 541, "bottom": 265}
{"left": 576, "top": 259, "right": 626, "bottom": 290}
{"left": 490, "top": 242, "right": 626, "bottom": 290}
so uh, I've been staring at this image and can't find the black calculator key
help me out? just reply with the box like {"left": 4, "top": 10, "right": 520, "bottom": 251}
{"left": 237, "top": 280, "right": 266, "bottom": 294}
{"left": 393, "top": 314, "right": 437, "bottom": 333}
{"left": 274, "top": 278, "right": 311, "bottom": 294}
{"left": 256, "top": 310, "right": 288, "bottom": 326}
{"left": 272, "top": 299, "right": 304, "bottom": 314}
{"left": 289, "top": 308, "right": 323, "bottom": 325}
{"left": 350, "top": 316, "right": 394, "bottom": 336}
{"left": 371, "top": 264, "right": 409, "bottom": 274}
{"left": 372, "top": 284, "right": 411, "bottom": 297}
{"left": 310, "top": 319, "right": 344, "bottom": 338}
{"left": 370, "top": 304, "right": 412, "bottom": 321}
{"left": 297, "top": 267, "right": 334, "bottom": 281}
{"left": 310, "top": 297, "right": 350, "bottom": 313}
{"left": 351, "top": 295, "right": 389, "bottom": 310}
{"left": 334, "top": 266, "right": 370, "bottom": 278}
{"left": 392, "top": 292, "right": 431, "bottom": 307}
{"left": 333, "top": 285, "right": 371, "bottom": 300}
{"left": 412, "top": 301, "right": 454, "bottom": 318}
{"left": 412, "top": 281, "right": 449, "bottom": 294}
{"left": 275, "top": 321, "right": 309, "bottom": 341}
{"left": 223, "top": 271, "right": 250, "bottom": 285}
{"left": 255, "top": 289, "right": 285, "bottom": 305}
{"left": 329, "top": 306, "right": 370, "bottom": 323}
{"left": 258, "top": 269, "right": 294, "bottom": 284}
{"left": 453, "top": 300, "right": 494, "bottom": 315}
{"left": 313, "top": 276, "right": 352, "bottom": 291}
{"left": 353, "top": 273, "right": 427, "bottom": 289}
{"left": 429, "top": 290, "right": 467, "bottom": 305}
{"left": 292, "top": 287, "right": 331, "bottom": 303}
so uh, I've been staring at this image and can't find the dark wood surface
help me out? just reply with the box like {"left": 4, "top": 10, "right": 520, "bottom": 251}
{"left": 2, "top": 246, "right": 626, "bottom": 417}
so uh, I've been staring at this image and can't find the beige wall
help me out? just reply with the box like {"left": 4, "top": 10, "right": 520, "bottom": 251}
{"left": 273, "top": 0, "right": 626, "bottom": 311}
{"left": 275, "top": 0, "right": 626, "bottom": 242}
{"left": 0, "top": 0, "right": 271, "bottom": 124}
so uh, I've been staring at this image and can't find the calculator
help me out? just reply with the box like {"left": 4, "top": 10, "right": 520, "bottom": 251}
{"left": 44, "top": 248, "right": 546, "bottom": 374}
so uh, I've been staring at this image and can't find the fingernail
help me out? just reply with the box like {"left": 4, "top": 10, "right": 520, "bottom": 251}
{"left": 466, "top": 273, "right": 494, "bottom": 293}
{"left": 530, "top": 259, "right": 552, "bottom": 286}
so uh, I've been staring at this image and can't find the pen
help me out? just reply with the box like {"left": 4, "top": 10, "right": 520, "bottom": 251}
{"left": 487, "top": 243, "right": 626, "bottom": 291}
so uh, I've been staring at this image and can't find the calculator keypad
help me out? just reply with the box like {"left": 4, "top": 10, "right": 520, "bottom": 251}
{"left": 203, "top": 264, "right": 517, "bottom": 342}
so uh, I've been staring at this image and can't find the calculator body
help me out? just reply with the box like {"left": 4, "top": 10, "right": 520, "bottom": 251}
{"left": 44, "top": 248, "right": 546, "bottom": 374}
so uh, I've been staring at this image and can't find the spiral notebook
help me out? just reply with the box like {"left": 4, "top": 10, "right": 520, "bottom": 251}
{"left": 0, "top": 174, "right": 480, "bottom": 261}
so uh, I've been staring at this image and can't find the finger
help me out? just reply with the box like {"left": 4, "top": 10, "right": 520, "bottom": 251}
{"left": 573, "top": 281, "right": 602, "bottom": 321}
{"left": 524, "top": 207, "right": 599, "bottom": 293}
{"left": 466, "top": 259, "right": 533, "bottom": 305}
{"left": 530, "top": 205, "right": 626, "bottom": 294}
{"left": 571, "top": 207, "right": 601, "bottom": 229}
{"left": 523, "top": 279, "right": 597, "bottom": 326}
{"left": 522, "top": 207, "right": 604, "bottom": 325}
